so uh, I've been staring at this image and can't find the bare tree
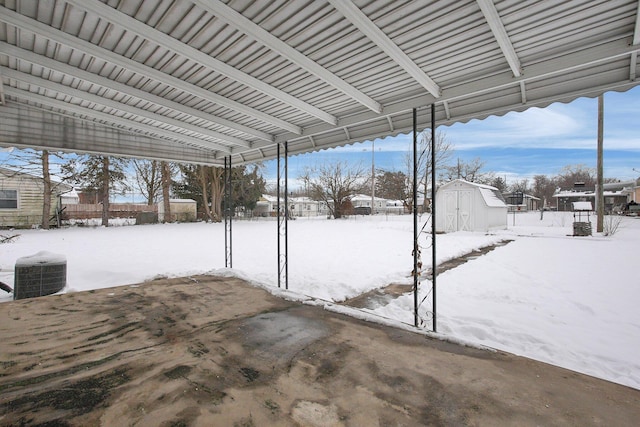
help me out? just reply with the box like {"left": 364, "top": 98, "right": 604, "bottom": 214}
{"left": 509, "top": 179, "right": 530, "bottom": 193}
{"left": 489, "top": 176, "right": 508, "bottom": 193}
{"left": 300, "top": 161, "right": 367, "bottom": 219}
{"left": 532, "top": 174, "right": 557, "bottom": 209}
{"left": 556, "top": 164, "right": 596, "bottom": 189}
{"left": 132, "top": 159, "right": 177, "bottom": 222}
{"left": 62, "top": 155, "right": 130, "bottom": 227}
{"left": 404, "top": 130, "right": 454, "bottom": 210}
{"left": 132, "top": 159, "right": 162, "bottom": 205}
{"left": 441, "top": 157, "right": 494, "bottom": 184}
{"left": 4, "top": 148, "right": 67, "bottom": 229}
{"left": 41, "top": 151, "right": 52, "bottom": 229}
{"left": 161, "top": 161, "right": 172, "bottom": 222}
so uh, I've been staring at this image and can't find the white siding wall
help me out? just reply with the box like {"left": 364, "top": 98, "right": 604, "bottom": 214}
{"left": 0, "top": 172, "right": 48, "bottom": 228}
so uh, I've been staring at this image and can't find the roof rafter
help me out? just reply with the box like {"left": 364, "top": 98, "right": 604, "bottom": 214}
{"left": 2, "top": 102, "right": 223, "bottom": 165}
{"left": 634, "top": 0, "right": 640, "bottom": 45}
{"left": 275, "top": 38, "right": 640, "bottom": 145}
{"left": 0, "top": 41, "right": 273, "bottom": 143}
{"left": 0, "top": 6, "right": 303, "bottom": 135}
{"left": 632, "top": 0, "right": 640, "bottom": 81}
{"left": 193, "top": 0, "right": 382, "bottom": 115}
{"left": 4, "top": 86, "right": 231, "bottom": 154}
{"left": 327, "top": 0, "right": 441, "bottom": 98}
{"left": 0, "top": 72, "right": 4, "bottom": 105}
{"left": 476, "top": 0, "right": 522, "bottom": 77}
{"left": 64, "top": 0, "right": 338, "bottom": 126}
{"left": 2, "top": 67, "right": 247, "bottom": 151}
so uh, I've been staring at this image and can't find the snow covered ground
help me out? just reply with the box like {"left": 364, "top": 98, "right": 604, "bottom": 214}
{"left": 1, "top": 211, "right": 638, "bottom": 391}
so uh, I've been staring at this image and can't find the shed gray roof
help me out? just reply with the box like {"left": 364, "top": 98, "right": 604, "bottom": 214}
{"left": 1, "top": 1, "right": 639, "bottom": 166}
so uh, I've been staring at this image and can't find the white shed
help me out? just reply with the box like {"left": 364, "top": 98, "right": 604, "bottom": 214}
{"left": 158, "top": 199, "right": 197, "bottom": 222}
{"left": 435, "top": 179, "right": 508, "bottom": 233}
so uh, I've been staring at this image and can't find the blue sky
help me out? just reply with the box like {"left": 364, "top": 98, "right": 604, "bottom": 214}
{"left": 267, "top": 85, "right": 640, "bottom": 188}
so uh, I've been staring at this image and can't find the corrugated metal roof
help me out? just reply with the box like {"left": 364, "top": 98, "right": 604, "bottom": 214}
{"left": 1, "top": 0, "right": 639, "bottom": 166}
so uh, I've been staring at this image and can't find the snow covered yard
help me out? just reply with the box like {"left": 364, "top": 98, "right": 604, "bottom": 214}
{"left": 1, "top": 211, "right": 638, "bottom": 391}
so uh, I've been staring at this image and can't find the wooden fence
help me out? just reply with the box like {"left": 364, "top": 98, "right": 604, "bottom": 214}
{"left": 61, "top": 203, "right": 157, "bottom": 220}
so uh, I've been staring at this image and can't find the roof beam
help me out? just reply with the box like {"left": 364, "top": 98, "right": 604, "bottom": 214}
{"left": 1, "top": 67, "right": 244, "bottom": 151}
{"left": 1, "top": 102, "right": 223, "bottom": 165}
{"left": 0, "top": 43, "right": 272, "bottom": 143}
{"left": 634, "top": 0, "right": 640, "bottom": 46}
{"left": 519, "top": 81, "right": 527, "bottom": 104}
{"left": 4, "top": 86, "right": 230, "bottom": 154}
{"left": 0, "top": 72, "right": 4, "bottom": 105}
{"left": 0, "top": 41, "right": 273, "bottom": 143}
{"left": 476, "top": 0, "right": 522, "bottom": 77}
{"left": 195, "top": 0, "right": 382, "bottom": 114}
{"left": 0, "top": 7, "right": 303, "bottom": 135}
{"left": 274, "top": 38, "right": 640, "bottom": 145}
{"left": 327, "top": 0, "right": 441, "bottom": 98}
{"left": 64, "top": 0, "right": 338, "bottom": 126}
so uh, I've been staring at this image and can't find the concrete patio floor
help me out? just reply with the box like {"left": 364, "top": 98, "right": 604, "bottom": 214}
{"left": 1, "top": 275, "right": 638, "bottom": 426}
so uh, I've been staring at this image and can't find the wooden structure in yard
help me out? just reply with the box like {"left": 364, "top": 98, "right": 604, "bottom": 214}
{"left": 61, "top": 203, "right": 157, "bottom": 221}
{"left": 158, "top": 199, "right": 197, "bottom": 222}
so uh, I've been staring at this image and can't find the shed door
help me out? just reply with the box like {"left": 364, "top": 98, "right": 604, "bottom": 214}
{"left": 458, "top": 190, "right": 472, "bottom": 231}
{"left": 444, "top": 191, "right": 457, "bottom": 232}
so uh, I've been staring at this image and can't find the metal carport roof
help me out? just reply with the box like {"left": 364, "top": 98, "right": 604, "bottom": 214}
{"left": 1, "top": 0, "right": 639, "bottom": 166}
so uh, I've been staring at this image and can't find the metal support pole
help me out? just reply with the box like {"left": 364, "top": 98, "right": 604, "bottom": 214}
{"left": 285, "top": 141, "right": 289, "bottom": 290}
{"left": 596, "top": 94, "right": 604, "bottom": 233}
{"left": 224, "top": 156, "right": 232, "bottom": 268}
{"left": 277, "top": 142, "right": 289, "bottom": 289}
{"left": 431, "top": 103, "right": 437, "bottom": 333}
{"left": 412, "top": 108, "right": 419, "bottom": 327}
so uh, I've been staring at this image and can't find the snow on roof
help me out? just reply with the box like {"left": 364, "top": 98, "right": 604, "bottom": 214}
{"left": 479, "top": 188, "right": 507, "bottom": 208}
{"left": 553, "top": 190, "right": 630, "bottom": 198}
{"left": 350, "top": 194, "right": 387, "bottom": 202}
{"left": 572, "top": 201, "right": 593, "bottom": 211}
{"left": 440, "top": 179, "right": 499, "bottom": 192}
{"left": 61, "top": 189, "right": 79, "bottom": 199}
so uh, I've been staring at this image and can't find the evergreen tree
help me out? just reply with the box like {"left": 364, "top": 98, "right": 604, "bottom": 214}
{"left": 375, "top": 170, "right": 409, "bottom": 203}
{"left": 62, "top": 155, "right": 130, "bottom": 227}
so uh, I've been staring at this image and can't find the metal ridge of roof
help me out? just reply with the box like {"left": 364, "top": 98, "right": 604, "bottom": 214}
{"left": 0, "top": 0, "right": 639, "bottom": 166}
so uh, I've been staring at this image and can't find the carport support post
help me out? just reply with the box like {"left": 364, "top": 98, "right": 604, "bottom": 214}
{"left": 413, "top": 108, "right": 419, "bottom": 327}
{"left": 224, "top": 156, "right": 232, "bottom": 268}
{"left": 277, "top": 142, "right": 289, "bottom": 290}
{"left": 431, "top": 103, "right": 437, "bottom": 333}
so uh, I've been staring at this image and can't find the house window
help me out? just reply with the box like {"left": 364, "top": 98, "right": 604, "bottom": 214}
{"left": 0, "top": 189, "right": 18, "bottom": 209}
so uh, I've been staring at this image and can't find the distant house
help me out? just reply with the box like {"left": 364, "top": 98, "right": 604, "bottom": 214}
{"left": 435, "top": 179, "right": 508, "bottom": 233}
{"left": 254, "top": 194, "right": 280, "bottom": 217}
{"left": 0, "top": 167, "right": 72, "bottom": 228}
{"left": 350, "top": 194, "right": 388, "bottom": 215}
{"left": 289, "top": 197, "right": 323, "bottom": 217}
{"left": 254, "top": 195, "right": 331, "bottom": 218}
{"left": 553, "top": 181, "right": 634, "bottom": 213}
{"left": 620, "top": 179, "right": 639, "bottom": 210}
{"left": 386, "top": 199, "right": 406, "bottom": 215}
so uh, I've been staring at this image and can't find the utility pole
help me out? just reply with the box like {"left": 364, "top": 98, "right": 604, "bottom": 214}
{"left": 596, "top": 94, "right": 604, "bottom": 233}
